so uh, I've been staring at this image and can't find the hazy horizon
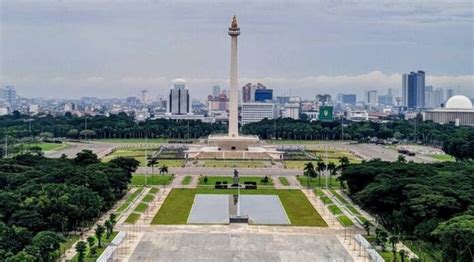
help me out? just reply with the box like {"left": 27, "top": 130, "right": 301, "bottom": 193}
{"left": 1, "top": 0, "right": 473, "bottom": 100}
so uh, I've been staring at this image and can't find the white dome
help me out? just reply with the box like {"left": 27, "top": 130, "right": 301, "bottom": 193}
{"left": 445, "top": 95, "right": 473, "bottom": 109}
{"left": 171, "top": 78, "right": 187, "bottom": 85}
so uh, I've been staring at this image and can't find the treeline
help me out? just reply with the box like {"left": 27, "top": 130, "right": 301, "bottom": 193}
{"left": 0, "top": 151, "right": 139, "bottom": 261}
{"left": 340, "top": 160, "right": 474, "bottom": 261}
{"left": 1, "top": 113, "right": 473, "bottom": 159}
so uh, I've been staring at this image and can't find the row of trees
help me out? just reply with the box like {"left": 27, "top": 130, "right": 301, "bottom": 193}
{"left": 0, "top": 151, "right": 139, "bottom": 261}
{"left": 339, "top": 160, "right": 474, "bottom": 261}
{"left": 1, "top": 113, "right": 473, "bottom": 159}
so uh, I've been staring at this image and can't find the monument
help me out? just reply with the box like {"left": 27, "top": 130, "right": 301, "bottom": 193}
{"left": 185, "top": 16, "right": 283, "bottom": 160}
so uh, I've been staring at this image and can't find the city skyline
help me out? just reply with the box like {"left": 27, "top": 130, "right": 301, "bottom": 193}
{"left": 1, "top": 0, "right": 473, "bottom": 99}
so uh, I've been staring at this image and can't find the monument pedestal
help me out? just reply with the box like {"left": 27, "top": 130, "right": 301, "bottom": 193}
{"left": 229, "top": 215, "right": 249, "bottom": 224}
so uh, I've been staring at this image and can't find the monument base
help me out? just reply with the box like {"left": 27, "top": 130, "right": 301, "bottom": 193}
{"left": 229, "top": 215, "right": 249, "bottom": 224}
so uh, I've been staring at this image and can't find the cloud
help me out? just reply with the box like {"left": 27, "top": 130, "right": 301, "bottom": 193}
{"left": 2, "top": 71, "right": 472, "bottom": 100}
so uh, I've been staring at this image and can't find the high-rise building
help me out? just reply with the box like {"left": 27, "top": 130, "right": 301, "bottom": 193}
{"left": 337, "top": 94, "right": 356, "bottom": 105}
{"left": 141, "top": 89, "right": 148, "bottom": 104}
{"left": 424, "top": 86, "right": 435, "bottom": 108}
{"left": 168, "top": 79, "right": 190, "bottom": 115}
{"left": 255, "top": 88, "right": 273, "bottom": 101}
{"left": 212, "top": 85, "right": 221, "bottom": 97}
{"left": 434, "top": 88, "right": 445, "bottom": 107}
{"left": 316, "top": 94, "right": 331, "bottom": 105}
{"left": 276, "top": 96, "right": 290, "bottom": 106}
{"left": 402, "top": 71, "right": 425, "bottom": 109}
{"left": 242, "top": 83, "right": 266, "bottom": 102}
{"left": 447, "top": 88, "right": 455, "bottom": 100}
{"left": 284, "top": 103, "right": 300, "bottom": 120}
{"left": 2, "top": 86, "right": 17, "bottom": 105}
{"left": 241, "top": 102, "right": 279, "bottom": 125}
{"left": 365, "top": 90, "right": 378, "bottom": 106}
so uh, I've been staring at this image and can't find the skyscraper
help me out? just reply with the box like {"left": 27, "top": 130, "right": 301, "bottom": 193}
{"left": 434, "top": 88, "right": 445, "bottom": 107}
{"left": 447, "top": 88, "right": 455, "bottom": 100}
{"left": 255, "top": 88, "right": 273, "bottom": 101}
{"left": 402, "top": 71, "right": 425, "bottom": 109}
{"left": 424, "top": 85, "right": 434, "bottom": 108}
{"left": 337, "top": 94, "right": 356, "bottom": 105}
{"left": 2, "top": 86, "right": 17, "bottom": 105}
{"left": 365, "top": 90, "right": 378, "bottom": 106}
{"left": 212, "top": 85, "right": 221, "bottom": 97}
{"left": 168, "top": 79, "right": 190, "bottom": 115}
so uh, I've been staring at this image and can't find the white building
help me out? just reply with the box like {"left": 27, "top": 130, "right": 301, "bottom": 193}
{"left": 0, "top": 106, "right": 8, "bottom": 116}
{"left": 29, "top": 104, "right": 39, "bottom": 114}
{"left": 284, "top": 103, "right": 300, "bottom": 119}
{"left": 365, "top": 90, "right": 378, "bottom": 106}
{"left": 347, "top": 110, "right": 369, "bottom": 122}
{"left": 241, "top": 102, "right": 279, "bottom": 125}
{"left": 168, "top": 79, "right": 190, "bottom": 115}
{"left": 423, "top": 95, "right": 474, "bottom": 126}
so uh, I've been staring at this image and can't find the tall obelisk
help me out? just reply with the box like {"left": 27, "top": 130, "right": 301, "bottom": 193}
{"left": 228, "top": 15, "right": 240, "bottom": 138}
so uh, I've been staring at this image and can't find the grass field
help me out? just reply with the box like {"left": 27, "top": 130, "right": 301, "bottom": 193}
{"left": 102, "top": 147, "right": 158, "bottom": 166}
{"left": 337, "top": 215, "right": 354, "bottom": 227}
{"left": 268, "top": 140, "right": 325, "bottom": 145}
{"left": 156, "top": 159, "right": 185, "bottom": 167}
{"left": 152, "top": 188, "right": 327, "bottom": 227}
{"left": 125, "top": 213, "right": 141, "bottom": 224}
{"left": 149, "top": 187, "right": 159, "bottom": 194}
{"left": 182, "top": 176, "right": 192, "bottom": 185}
{"left": 429, "top": 154, "right": 455, "bottom": 162}
{"left": 202, "top": 160, "right": 268, "bottom": 168}
{"left": 133, "top": 203, "right": 149, "bottom": 213}
{"left": 330, "top": 189, "right": 350, "bottom": 205}
{"left": 96, "top": 138, "right": 170, "bottom": 143}
{"left": 71, "top": 232, "right": 118, "bottom": 262}
{"left": 116, "top": 187, "right": 144, "bottom": 213}
{"left": 142, "top": 193, "right": 155, "bottom": 202}
{"left": 131, "top": 175, "right": 173, "bottom": 186}
{"left": 327, "top": 204, "right": 343, "bottom": 215}
{"left": 297, "top": 176, "right": 341, "bottom": 188}
{"left": 279, "top": 177, "right": 290, "bottom": 186}
{"left": 198, "top": 176, "right": 273, "bottom": 186}
{"left": 31, "top": 142, "right": 66, "bottom": 151}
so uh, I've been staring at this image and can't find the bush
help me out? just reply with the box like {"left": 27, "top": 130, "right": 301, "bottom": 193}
{"left": 203, "top": 176, "right": 208, "bottom": 184}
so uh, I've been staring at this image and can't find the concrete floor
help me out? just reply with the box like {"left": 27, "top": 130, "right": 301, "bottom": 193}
{"left": 129, "top": 232, "right": 353, "bottom": 261}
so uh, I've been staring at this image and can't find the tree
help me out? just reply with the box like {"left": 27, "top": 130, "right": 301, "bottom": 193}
{"left": 105, "top": 220, "right": 113, "bottom": 239}
{"left": 147, "top": 157, "right": 159, "bottom": 177}
{"left": 95, "top": 224, "right": 105, "bottom": 248}
{"left": 109, "top": 213, "right": 117, "bottom": 227}
{"left": 432, "top": 215, "right": 474, "bottom": 262}
{"left": 75, "top": 150, "right": 100, "bottom": 165}
{"left": 338, "top": 156, "right": 350, "bottom": 167}
{"left": 29, "top": 146, "right": 43, "bottom": 156}
{"left": 397, "top": 154, "right": 406, "bottom": 163}
{"left": 316, "top": 161, "right": 326, "bottom": 187}
{"left": 5, "top": 251, "right": 36, "bottom": 262}
{"left": 375, "top": 228, "right": 388, "bottom": 251}
{"left": 303, "top": 162, "right": 317, "bottom": 188}
{"left": 30, "top": 231, "right": 65, "bottom": 262}
{"left": 327, "top": 162, "right": 337, "bottom": 188}
{"left": 399, "top": 250, "right": 407, "bottom": 262}
{"left": 86, "top": 236, "right": 96, "bottom": 257}
{"left": 363, "top": 220, "right": 371, "bottom": 236}
{"left": 75, "top": 241, "right": 87, "bottom": 262}
{"left": 159, "top": 165, "right": 168, "bottom": 175}
{"left": 389, "top": 235, "right": 399, "bottom": 262}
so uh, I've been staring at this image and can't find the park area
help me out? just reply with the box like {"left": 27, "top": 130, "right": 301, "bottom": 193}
{"left": 200, "top": 160, "right": 269, "bottom": 168}
{"left": 101, "top": 147, "right": 184, "bottom": 167}
{"left": 151, "top": 188, "right": 327, "bottom": 227}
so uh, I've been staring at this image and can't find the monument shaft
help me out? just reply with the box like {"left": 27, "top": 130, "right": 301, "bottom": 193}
{"left": 228, "top": 16, "right": 240, "bottom": 138}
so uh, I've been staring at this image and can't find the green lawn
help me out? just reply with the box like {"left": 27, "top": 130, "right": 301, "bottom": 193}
{"left": 96, "top": 138, "right": 169, "bottom": 143}
{"left": 279, "top": 177, "right": 290, "bottom": 186}
{"left": 134, "top": 203, "right": 149, "bottom": 213}
{"left": 30, "top": 142, "right": 66, "bottom": 151}
{"left": 124, "top": 213, "right": 141, "bottom": 224}
{"left": 296, "top": 176, "right": 341, "bottom": 188}
{"left": 202, "top": 160, "right": 267, "bottom": 168}
{"left": 101, "top": 147, "right": 163, "bottom": 166}
{"left": 142, "top": 194, "right": 155, "bottom": 202}
{"left": 347, "top": 205, "right": 362, "bottom": 216}
{"left": 327, "top": 204, "right": 343, "bottom": 215}
{"left": 404, "top": 240, "right": 441, "bottom": 262}
{"left": 330, "top": 189, "right": 350, "bottom": 205}
{"left": 320, "top": 195, "right": 334, "bottom": 205}
{"left": 182, "top": 176, "right": 192, "bottom": 185}
{"left": 198, "top": 176, "right": 273, "bottom": 186}
{"left": 131, "top": 175, "right": 173, "bottom": 186}
{"left": 314, "top": 188, "right": 325, "bottom": 197}
{"left": 156, "top": 159, "right": 185, "bottom": 167}
{"left": 152, "top": 188, "right": 327, "bottom": 227}
{"left": 430, "top": 154, "right": 455, "bottom": 162}
{"left": 71, "top": 232, "right": 118, "bottom": 262}
{"left": 149, "top": 187, "right": 159, "bottom": 194}
{"left": 337, "top": 215, "right": 354, "bottom": 227}
{"left": 116, "top": 187, "right": 144, "bottom": 213}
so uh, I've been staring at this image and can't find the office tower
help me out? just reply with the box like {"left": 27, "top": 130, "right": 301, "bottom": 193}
{"left": 447, "top": 88, "right": 455, "bottom": 100}
{"left": 212, "top": 85, "right": 221, "bottom": 97}
{"left": 316, "top": 94, "right": 332, "bottom": 105}
{"left": 3, "top": 86, "right": 17, "bottom": 105}
{"left": 241, "top": 102, "right": 278, "bottom": 125}
{"left": 424, "top": 86, "right": 435, "bottom": 108}
{"left": 141, "top": 89, "right": 148, "bottom": 104}
{"left": 168, "top": 79, "right": 190, "bottom": 115}
{"left": 276, "top": 96, "right": 290, "bottom": 106}
{"left": 434, "top": 88, "right": 444, "bottom": 107}
{"left": 337, "top": 94, "right": 356, "bottom": 105}
{"left": 284, "top": 103, "right": 300, "bottom": 120}
{"left": 378, "top": 95, "right": 393, "bottom": 105}
{"left": 402, "top": 70, "right": 425, "bottom": 108}
{"left": 255, "top": 88, "right": 273, "bottom": 101}
{"left": 242, "top": 83, "right": 253, "bottom": 102}
{"left": 365, "top": 90, "right": 378, "bottom": 106}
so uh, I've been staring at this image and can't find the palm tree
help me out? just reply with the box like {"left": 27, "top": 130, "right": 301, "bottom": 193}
{"left": 316, "top": 161, "right": 326, "bottom": 187}
{"left": 303, "top": 162, "right": 316, "bottom": 188}
{"left": 95, "top": 224, "right": 105, "bottom": 248}
{"left": 159, "top": 165, "right": 168, "bottom": 175}
{"left": 147, "top": 157, "right": 159, "bottom": 178}
{"left": 397, "top": 154, "right": 407, "bottom": 163}
{"left": 327, "top": 162, "right": 337, "bottom": 188}
{"left": 363, "top": 220, "right": 371, "bottom": 236}
{"left": 75, "top": 241, "right": 87, "bottom": 262}
{"left": 338, "top": 156, "right": 350, "bottom": 168}
{"left": 389, "top": 235, "right": 399, "bottom": 262}
{"left": 105, "top": 220, "right": 113, "bottom": 239}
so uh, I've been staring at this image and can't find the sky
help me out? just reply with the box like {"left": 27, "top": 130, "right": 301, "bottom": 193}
{"left": 1, "top": 0, "right": 473, "bottom": 100}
